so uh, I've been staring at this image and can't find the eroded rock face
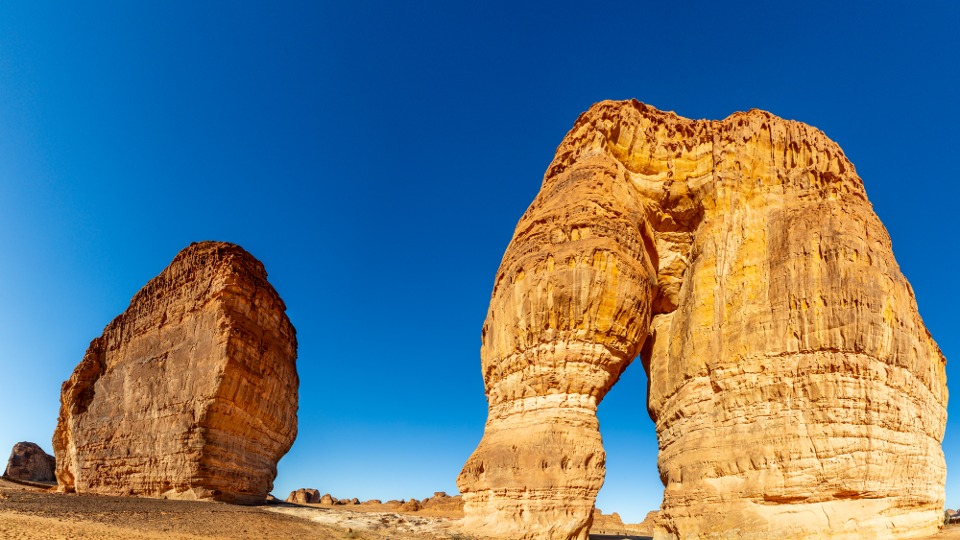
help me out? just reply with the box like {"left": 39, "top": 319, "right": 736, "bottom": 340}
{"left": 4, "top": 442, "right": 56, "bottom": 483}
{"left": 457, "top": 100, "right": 947, "bottom": 539}
{"left": 53, "top": 241, "right": 298, "bottom": 504}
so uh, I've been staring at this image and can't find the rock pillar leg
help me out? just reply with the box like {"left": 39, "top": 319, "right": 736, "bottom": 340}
{"left": 457, "top": 155, "right": 656, "bottom": 540}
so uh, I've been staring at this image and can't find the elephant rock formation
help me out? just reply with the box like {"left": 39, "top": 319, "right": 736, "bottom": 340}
{"left": 457, "top": 100, "right": 947, "bottom": 539}
{"left": 53, "top": 241, "right": 298, "bottom": 504}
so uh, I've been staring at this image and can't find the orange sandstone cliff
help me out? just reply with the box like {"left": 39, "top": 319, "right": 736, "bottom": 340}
{"left": 53, "top": 241, "right": 298, "bottom": 504}
{"left": 457, "top": 100, "right": 947, "bottom": 539}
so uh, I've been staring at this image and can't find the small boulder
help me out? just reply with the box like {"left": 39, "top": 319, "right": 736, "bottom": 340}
{"left": 320, "top": 493, "right": 336, "bottom": 505}
{"left": 4, "top": 442, "right": 56, "bottom": 483}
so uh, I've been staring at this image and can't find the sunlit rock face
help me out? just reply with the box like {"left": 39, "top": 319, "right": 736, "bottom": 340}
{"left": 458, "top": 100, "right": 947, "bottom": 540}
{"left": 53, "top": 241, "right": 298, "bottom": 504}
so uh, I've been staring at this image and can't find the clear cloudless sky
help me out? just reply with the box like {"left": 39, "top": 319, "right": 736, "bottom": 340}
{"left": 0, "top": 2, "right": 957, "bottom": 523}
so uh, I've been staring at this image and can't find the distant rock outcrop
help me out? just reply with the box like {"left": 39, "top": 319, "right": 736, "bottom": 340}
{"left": 400, "top": 498, "right": 422, "bottom": 512}
{"left": 589, "top": 508, "right": 657, "bottom": 536}
{"left": 4, "top": 442, "right": 56, "bottom": 483}
{"left": 420, "top": 492, "right": 464, "bottom": 512}
{"left": 53, "top": 241, "right": 299, "bottom": 504}
{"left": 458, "top": 100, "right": 947, "bottom": 539}
{"left": 635, "top": 511, "right": 657, "bottom": 534}
{"left": 287, "top": 488, "right": 320, "bottom": 504}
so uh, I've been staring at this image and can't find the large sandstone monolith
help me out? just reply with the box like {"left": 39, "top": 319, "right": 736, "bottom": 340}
{"left": 4, "top": 442, "right": 56, "bottom": 483}
{"left": 458, "top": 100, "right": 947, "bottom": 539}
{"left": 53, "top": 241, "right": 298, "bottom": 504}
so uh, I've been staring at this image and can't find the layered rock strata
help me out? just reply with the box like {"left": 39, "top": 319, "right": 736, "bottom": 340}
{"left": 4, "top": 442, "right": 56, "bottom": 483}
{"left": 53, "top": 241, "right": 298, "bottom": 504}
{"left": 458, "top": 100, "right": 947, "bottom": 539}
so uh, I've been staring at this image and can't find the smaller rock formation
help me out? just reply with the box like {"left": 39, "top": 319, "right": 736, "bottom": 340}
{"left": 53, "top": 241, "right": 299, "bottom": 504}
{"left": 589, "top": 509, "right": 623, "bottom": 532}
{"left": 286, "top": 488, "right": 320, "bottom": 504}
{"left": 400, "top": 498, "right": 422, "bottom": 512}
{"left": 4, "top": 442, "right": 56, "bottom": 483}
{"left": 320, "top": 493, "right": 336, "bottom": 505}
{"left": 635, "top": 511, "right": 658, "bottom": 534}
{"left": 589, "top": 509, "right": 656, "bottom": 536}
{"left": 421, "top": 492, "right": 464, "bottom": 512}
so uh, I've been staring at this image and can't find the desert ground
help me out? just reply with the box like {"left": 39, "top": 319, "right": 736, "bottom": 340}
{"left": 0, "top": 478, "right": 456, "bottom": 540}
{"left": 1, "top": 478, "right": 957, "bottom": 540}
{"left": 0, "top": 478, "right": 651, "bottom": 540}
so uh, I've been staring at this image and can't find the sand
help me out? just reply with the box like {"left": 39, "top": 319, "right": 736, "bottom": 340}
{"left": 2, "top": 479, "right": 959, "bottom": 540}
{"left": 0, "top": 479, "right": 451, "bottom": 540}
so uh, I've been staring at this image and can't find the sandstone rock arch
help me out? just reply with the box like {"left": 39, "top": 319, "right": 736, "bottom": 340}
{"left": 457, "top": 100, "right": 947, "bottom": 539}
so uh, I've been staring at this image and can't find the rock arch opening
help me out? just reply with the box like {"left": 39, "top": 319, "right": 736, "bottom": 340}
{"left": 593, "top": 354, "right": 662, "bottom": 525}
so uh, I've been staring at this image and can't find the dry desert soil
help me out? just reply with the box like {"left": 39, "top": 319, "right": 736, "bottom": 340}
{"left": 0, "top": 478, "right": 458, "bottom": 540}
{"left": 1, "top": 479, "right": 958, "bottom": 540}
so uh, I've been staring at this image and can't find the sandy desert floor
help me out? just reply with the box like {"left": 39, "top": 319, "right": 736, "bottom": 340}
{"left": 2, "top": 478, "right": 959, "bottom": 540}
{"left": 0, "top": 479, "right": 455, "bottom": 540}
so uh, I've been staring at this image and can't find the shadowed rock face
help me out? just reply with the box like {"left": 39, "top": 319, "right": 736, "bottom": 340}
{"left": 53, "top": 241, "right": 298, "bottom": 504}
{"left": 457, "top": 100, "right": 947, "bottom": 539}
{"left": 5, "top": 442, "right": 56, "bottom": 482}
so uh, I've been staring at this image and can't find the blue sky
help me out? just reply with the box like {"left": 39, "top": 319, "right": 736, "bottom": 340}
{"left": 0, "top": 2, "right": 957, "bottom": 523}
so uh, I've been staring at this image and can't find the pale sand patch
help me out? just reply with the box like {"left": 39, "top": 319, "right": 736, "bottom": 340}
{"left": 266, "top": 505, "right": 457, "bottom": 537}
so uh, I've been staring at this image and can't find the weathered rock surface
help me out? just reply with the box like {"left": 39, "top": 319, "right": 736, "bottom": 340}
{"left": 53, "top": 241, "right": 298, "bottom": 504}
{"left": 458, "top": 100, "right": 947, "bottom": 539}
{"left": 400, "top": 498, "right": 422, "bottom": 512}
{"left": 287, "top": 488, "right": 320, "bottom": 504}
{"left": 636, "top": 511, "right": 658, "bottom": 535}
{"left": 421, "top": 491, "right": 464, "bottom": 512}
{"left": 4, "top": 442, "right": 56, "bottom": 483}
